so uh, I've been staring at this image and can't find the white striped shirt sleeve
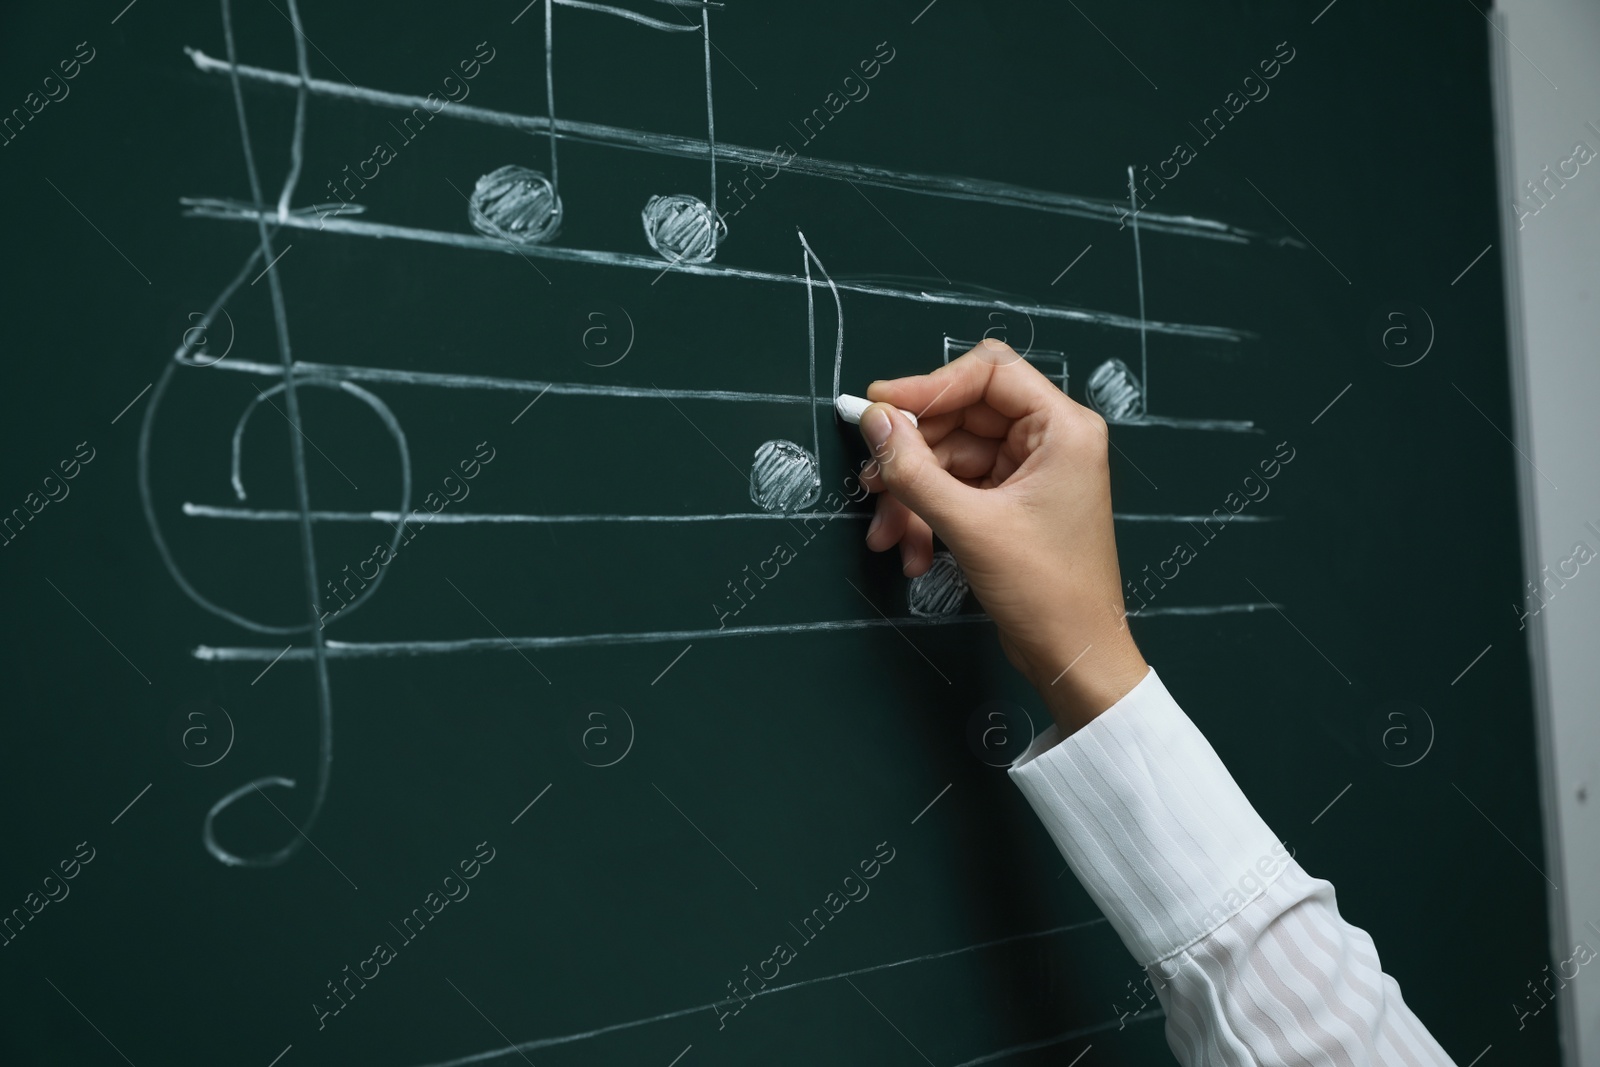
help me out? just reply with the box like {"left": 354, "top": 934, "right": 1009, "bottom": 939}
{"left": 1008, "top": 667, "right": 1458, "bottom": 1066}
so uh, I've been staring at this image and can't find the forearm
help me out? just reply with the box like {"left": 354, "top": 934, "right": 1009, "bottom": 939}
{"left": 1009, "top": 668, "right": 1456, "bottom": 1066}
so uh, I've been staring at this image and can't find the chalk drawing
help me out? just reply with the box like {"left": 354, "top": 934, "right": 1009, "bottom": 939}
{"left": 179, "top": 503, "right": 1279, "bottom": 527}
{"left": 191, "top": 601, "right": 1280, "bottom": 664}
{"left": 1086, "top": 358, "right": 1146, "bottom": 422}
{"left": 538, "top": 0, "right": 723, "bottom": 259}
{"left": 643, "top": 193, "right": 724, "bottom": 264}
{"left": 468, "top": 164, "right": 562, "bottom": 244}
{"left": 160, "top": 6, "right": 1290, "bottom": 877}
{"left": 908, "top": 552, "right": 970, "bottom": 617}
{"left": 185, "top": 46, "right": 1301, "bottom": 245}
{"left": 749, "top": 440, "right": 820, "bottom": 512}
{"left": 141, "top": 0, "right": 343, "bottom": 870}
{"left": 386, "top": 916, "right": 1126, "bottom": 1065}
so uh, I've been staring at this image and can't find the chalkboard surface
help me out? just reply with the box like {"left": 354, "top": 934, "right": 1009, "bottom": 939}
{"left": 0, "top": 1, "right": 1557, "bottom": 1064}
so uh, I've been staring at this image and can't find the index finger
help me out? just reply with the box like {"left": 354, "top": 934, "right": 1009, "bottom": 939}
{"left": 865, "top": 339, "right": 1063, "bottom": 422}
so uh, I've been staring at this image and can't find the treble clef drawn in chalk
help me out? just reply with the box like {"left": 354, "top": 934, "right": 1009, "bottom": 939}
{"left": 140, "top": 0, "right": 414, "bottom": 868}
{"left": 470, "top": 0, "right": 726, "bottom": 263}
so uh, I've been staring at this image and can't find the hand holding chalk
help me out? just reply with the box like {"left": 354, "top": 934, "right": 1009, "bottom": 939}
{"left": 836, "top": 393, "right": 918, "bottom": 429}
{"left": 851, "top": 340, "right": 1148, "bottom": 735}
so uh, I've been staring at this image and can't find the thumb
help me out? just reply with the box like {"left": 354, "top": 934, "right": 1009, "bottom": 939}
{"left": 858, "top": 403, "right": 973, "bottom": 534}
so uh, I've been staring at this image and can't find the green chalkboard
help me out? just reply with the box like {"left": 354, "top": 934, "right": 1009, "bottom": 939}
{"left": 0, "top": 0, "right": 1556, "bottom": 1064}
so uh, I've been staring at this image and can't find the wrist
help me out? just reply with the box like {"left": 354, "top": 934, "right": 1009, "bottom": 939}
{"left": 1032, "top": 638, "right": 1148, "bottom": 737}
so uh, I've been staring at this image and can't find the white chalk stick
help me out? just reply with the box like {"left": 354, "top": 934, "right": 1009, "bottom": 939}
{"left": 835, "top": 393, "right": 919, "bottom": 429}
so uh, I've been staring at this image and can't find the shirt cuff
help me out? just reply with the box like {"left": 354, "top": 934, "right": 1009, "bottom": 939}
{"left": 1007, "top": 667, "right": 1290, "bottom": 966}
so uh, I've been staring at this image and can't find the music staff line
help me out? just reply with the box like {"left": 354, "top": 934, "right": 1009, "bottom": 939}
{"left": 182, "top": 199, "right": 1253, "bottom": 344}
{"left": 388, "top": 916, "right": 1123, "bottom": 1067}
{"left": 192, "top": 601, "right": 1280, "bottom": 663}
{"left": 184, "top": 353, "right": 1261, "bottom": 433}
{"left": 183, "top": 47, "right": 1299, "bottom": 246}
{"left": 179, "top": 504, "right": 1282, "bottom": 526}
{"left": 183, "top": 197, "right": 1254, "bottom": 436}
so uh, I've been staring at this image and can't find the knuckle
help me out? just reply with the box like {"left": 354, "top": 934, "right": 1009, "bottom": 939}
{"left": 979, "top": 337, "right": 1016, "bottom": 361}
{"left": 1063, "top": 410, "right": 1109, "bottom": 456}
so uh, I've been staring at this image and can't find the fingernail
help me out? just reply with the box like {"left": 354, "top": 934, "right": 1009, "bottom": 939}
{"left": 866, "top": 509, "right": 882, "bottom": 540}
{"left": 860, "top": 405, "right": 892, "bottom": 451}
